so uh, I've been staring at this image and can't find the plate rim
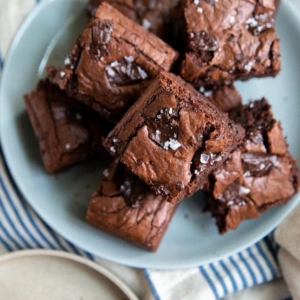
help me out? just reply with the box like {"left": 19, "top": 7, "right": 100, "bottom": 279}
{"left": 1, "top": 0, "right": 300, "bottom": 270}
{"left": 0, "top": 249, "right": 139, "bottom": 300}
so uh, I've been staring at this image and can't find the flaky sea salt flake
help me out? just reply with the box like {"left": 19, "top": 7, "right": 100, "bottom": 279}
{"left": 142, "top": 19, "right": 151, "bottom": 30}
{"left": 239, "top": 186, "right": 250, "bottom": 195}
{"left": 163, "top": 139, "right": 181, "bottom": 151}
{"left": 64, "top": 57, "right": 71, "bottom": 65}
{"left": 200, "top": 153, "right": 210, "bottom": 164}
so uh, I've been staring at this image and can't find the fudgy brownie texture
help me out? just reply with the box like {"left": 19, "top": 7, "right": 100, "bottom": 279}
{"left": 86, "top": 159, "right": 177, "bottom": 251}
{"left": 103, "top": 72, "right": 245, "bottom": 204}
{"left": 180, "top": 0, "right": 281, "bottom": 87}
{"left": 87, "top": 0, "right": 174, "bottom": 44}
{"left": 48, "top": 2, "right": 179, "bottom": 123}
{"left": 24, "top": 80, "right": 111, "bottom": 173}
{"left": 206, "top": 98, "right": 299, "bottom": 233}
{"left": 199, "top": 83, "right": 242, "bottom": 112}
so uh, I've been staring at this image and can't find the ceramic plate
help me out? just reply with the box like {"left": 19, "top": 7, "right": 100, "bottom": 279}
{"left": 0, "top": 249, "right": 138, "bottom": 300}
{"left": 1, "top": 0, "right": 300, "bottom": 269}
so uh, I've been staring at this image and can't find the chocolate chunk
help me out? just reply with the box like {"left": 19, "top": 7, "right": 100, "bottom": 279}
{"left": 242, "top": 153, "right": 275, "bottom": 177}
{"left": 148, "top": 121, "right": 179, "bottom": 147}
{"left": 116, "top": 168, "right": 146, "bottom": 207}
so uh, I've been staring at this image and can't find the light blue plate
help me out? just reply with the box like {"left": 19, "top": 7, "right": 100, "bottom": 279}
{"left": 1, "top": 0, "right": 300, "bottom": 269}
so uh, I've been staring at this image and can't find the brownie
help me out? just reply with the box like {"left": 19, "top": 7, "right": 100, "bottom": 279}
{"left": 24, "top": 80, "right": 111, "bottom": 173}
{"left": 180, "top": 0, "right": 281, "bottom": 87}
{"left": 48, "top": 2, "right": 179, "bottom": 123}
{"left": 206, "top": 99, "right": 299, "bottom": 233}
{"left": 103, "top": 72, "right": 245, "bottom": 204}
{"left": 199, "top": 83, "right": 242, "bottom": 112}
{"left": 86, "top": 159, "right": 177, "bottom": 251}
{"left": 87, "top": 0, "right": 174, "bottom": 44}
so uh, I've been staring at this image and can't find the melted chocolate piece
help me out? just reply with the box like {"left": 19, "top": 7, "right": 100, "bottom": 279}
{"left": 115, "top": 164, "right": 148, "bottom": 207}
{"left": 105, "top": 57, "right": 148, "bottom": 86}
{"left": 242, "top": 153, "right": 275, "bottom": 177}
{"left": 90, "top": 20, "right": 113, "bottom": 57}
{"left": 147, "top": 107, "right": 179, "bottom": 148}
{"left": 193, "top": 31, "right": 219, "bottom": 52}
{"left": 148, "top": 120, "right": 178, "bottom": 147}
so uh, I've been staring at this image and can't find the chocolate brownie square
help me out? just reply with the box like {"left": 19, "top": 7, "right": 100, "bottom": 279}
{"left": 180, "top": 0, "right": 281, "bottom": 87}
{"left": 103, "top": 72, "right": 245, "bottom": 204}
{"left": 24, "top": 80, "right": 111, "bottom": 173}
{"left": 199, "top": 83, "right": 242, "bottom": 112}
{"left": 86, "top": 159, "right": 177, "bottom": 251}
{"left": 48, "top": 2, "right": 179, "bottom": 123}
{"left": 206, "top": 99, "right": 299, "bottom": 233}
{"left": 87, "top": 0, "right": 174, "bottom": 43}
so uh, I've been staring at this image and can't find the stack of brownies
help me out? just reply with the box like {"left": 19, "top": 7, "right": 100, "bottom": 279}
{"left": 24, "top": 0, "right": 299, "bottom": 251}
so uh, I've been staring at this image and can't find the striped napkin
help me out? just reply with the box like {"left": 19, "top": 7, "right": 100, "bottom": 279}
{"left": 0, "top": 0, "right": 293, "bottom": 299}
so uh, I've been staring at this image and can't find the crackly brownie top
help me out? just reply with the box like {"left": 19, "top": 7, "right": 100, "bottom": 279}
{"left": 87, "top": 0, "right": 174, "bottom": 42}
{"left": 86, "top": 159, "right": 176, "bottom": 251}
{"left": 48, "top": 2, "right": 178, "bottom": 120}
{"left": 182, "top": 0, "right": 280, "bottom": 85}
{"left": 103, "top": 72, "right": 245, "bottom": 202}
{"left": 28, "top": 80, "right": 108, "bottom": 152}
{"left": 207, "top": 98, "right": 299, "bottom": 232}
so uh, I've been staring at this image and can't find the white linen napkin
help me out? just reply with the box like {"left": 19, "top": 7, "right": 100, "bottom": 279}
{"left": 0, "top": 1, "right": 297, "bottom": 299}
{"left": 276, "top": 203, "right": 300, "bottom": 299}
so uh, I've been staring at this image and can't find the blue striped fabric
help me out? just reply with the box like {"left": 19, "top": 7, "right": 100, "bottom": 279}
{"left": 146, "top": 241, "right": 281, "bottom": 300}
{"left": 0, "top": 149, "right": 95, "bottom": 260}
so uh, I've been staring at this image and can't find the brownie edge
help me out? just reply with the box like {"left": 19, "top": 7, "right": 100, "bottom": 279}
{"left": 86, "top": 160, "right": 177, "bottom": 251}
{"left": 24, "top": 80, "right": 111, "bottom": 173}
